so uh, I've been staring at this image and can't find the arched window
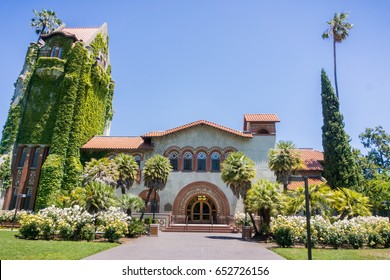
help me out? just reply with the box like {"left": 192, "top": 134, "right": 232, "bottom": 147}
{"left": 197, "top": 152, "right": 207, "bottom": 171}
{"left": 258, "top": 129, "right": 269, "bottom": 134}
{"left": 183, "top": 152, "right": 193, "bottom": 171}
{"left": 211, "top": 152, "right": 221, "bottom": 172}
{"left": 50, "top": 46, "right": 63, "bottom": 58}
{"left": 169, "top": 152, "right": 179, "bottom": 171}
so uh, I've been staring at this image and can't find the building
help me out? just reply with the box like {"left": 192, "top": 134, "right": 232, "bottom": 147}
{"left": 1, "top": 23, "right": 114, "bottom": 210}
{"left": 81, "top": 114, "right": 280, "bottom": 225}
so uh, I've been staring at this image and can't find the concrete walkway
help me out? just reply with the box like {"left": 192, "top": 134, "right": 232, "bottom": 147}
{"left": 84, "top": 231, "right": 284, "bottom": 260}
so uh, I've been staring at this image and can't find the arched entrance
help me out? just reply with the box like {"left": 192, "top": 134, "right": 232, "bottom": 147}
{"left": 172, "top": 181, "right": 230, "bottom": 224}
{"left": 186, "top": 195, "right": 216, "bottom": 224}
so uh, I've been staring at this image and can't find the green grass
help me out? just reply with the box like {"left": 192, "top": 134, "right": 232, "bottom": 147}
{"left": 271, "top": 247, "right": 390, "bottom": 260}
{"left": 0, "top": 230, "right": 119, "bottom": 260}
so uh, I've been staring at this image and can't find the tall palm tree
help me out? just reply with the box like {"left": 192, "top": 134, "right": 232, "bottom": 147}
{"left": 286, "top": 183, "right": 333, "bottom": 216}
{"left": 332, "top": 188, "right": 371, "bottom": 220}
{"left": 140, "top": 154, "right": 172, "bottom": 221}
{"left": 268, "top": 141, "right": 303, "bottom": 192}
{"left": 31, "top": 9, "right": 63, "bottom": 43}
{"left": 322, "top": 12, "right": 353, "bottom": 99}
{"left": 119, "top": 194, "right": 144, "bottom": 217}
{"left": 245, "top": 179, "right": 283, "bottom": 239}
{"left": 221, "top": 152, "right": 256, "bottom": 227}
{"left": 114, "top": 154, "right": 139, "bottom": 195}
{"left": 83, "top": 157, "right": 118, "bottom": 187}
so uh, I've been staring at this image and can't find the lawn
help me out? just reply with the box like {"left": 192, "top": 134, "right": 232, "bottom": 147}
{"left": 0, "top": 230, "right": 119, "bottom": 260}
{"left": 271, "top": 247, "right": 390, "bottom": 260}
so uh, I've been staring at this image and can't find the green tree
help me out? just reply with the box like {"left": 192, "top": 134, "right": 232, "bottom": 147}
{"left": 140, "top": 154, "right": 172, "bottom": 221}
{"left": 221, "top": 152, "right": 256, "bottom": 228}
{"left": 83, "top": 157, "right": 118, "bottom": 187}
{"left": 286, "top": 183, "right": 333, "bottom": 216}
{"left": 268, "top": 141, "right": 303, "bottom": 192}
{"left": 114, "top": 154, "right": 139, "bottom": 195}
{"left": 322, "top": 12, "right": 353, "bottom": 99}
{"left": 119, "top": 194, "right": 144, "bottom": 217}
{"left": 31, "top": 9, "right": 62, "bottom": 42}
{"left": 359, "top": 176, "right": 390, "bottom": 214}
{"left": 359, "top": 126, "right": 390, "bottom": 176}
{"left": 83, "top": 182, "right": 118, "bottom": 214}
{"left": 245, "top": 179, "right": 284, "bottom": 239}
{"left": 321, "top": 69, "right": 359, "bottom": 189}
{"left": 332, "top": 188, "right": 371, "bottom": 220}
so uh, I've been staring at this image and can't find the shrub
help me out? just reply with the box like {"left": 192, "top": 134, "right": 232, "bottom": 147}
{"left": 40, "top": 218, "right": 56, "bottom": 240}
{"left": 273, "top": 226, "right": 294, "bottom": 248}
{"left": 58, "top": 220, "right": 74, "bottom": 240}
{"left": 347, "top": 231, "right": 365, "bottom": 249}
{"left": 103, "top": 220, "right": 128, "bottom": 242}
{"left": 127, "top": 219, "right": 146, "bottom": 237}
{"left": 325, "top": 225, "right": 345, "bottom": 249}
{"left": 19, "top": 214, "right": 43, "bottom": 239}
{"left": 80, "top": 224, "right": 96, "bottom": 241}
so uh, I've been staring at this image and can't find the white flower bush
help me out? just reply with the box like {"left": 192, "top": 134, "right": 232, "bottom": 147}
{"left": 0, "top": 209, "right": 29, "bottom": 223}
{"left": 271, "top": 215, "right": 390, "bottom": 249}
{"left": 17, "top": 205, "right": 133, "bottom": 242}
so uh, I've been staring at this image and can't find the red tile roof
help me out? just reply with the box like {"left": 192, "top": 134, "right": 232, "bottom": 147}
{"left": 81, "top": 136, "right": 153, "bottom": 150}
{"left": 41, "top": 26, "right": 100, "bottom": 43}
{"left": 295, "top": 149, "right": 324, "bottom": 171}
{"left": 62, "top": 27, "right": 100, "bottom": 42}
{"left": 288, "top": 178, "right": 325, "bottom": 191}
{"left": 244, "top": 114, "right": 280, "bottom": 122}
{"left": 143, "top": 120, "right": 253, "bottom": 138}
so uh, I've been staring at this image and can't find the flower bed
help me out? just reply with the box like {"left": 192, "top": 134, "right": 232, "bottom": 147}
{"left": 17, "top": 205, "right": 145, "bottom": 242}
{"left": 270, "top": 215, "right": 390, "bottom": 249}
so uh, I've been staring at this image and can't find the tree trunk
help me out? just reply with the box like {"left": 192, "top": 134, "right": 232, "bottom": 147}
{"left": 139, "top": 188, "right": 153, "bottom": 221}
{"left": 333, "top": 38, "right": 339, "bottom": 99}
{"left": 249, "top": 212, "right": 260, "bottom": 237}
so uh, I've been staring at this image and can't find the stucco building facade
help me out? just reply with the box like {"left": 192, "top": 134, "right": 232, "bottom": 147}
{"left": 82, "top": 114, "right": 280, "bottom": 225}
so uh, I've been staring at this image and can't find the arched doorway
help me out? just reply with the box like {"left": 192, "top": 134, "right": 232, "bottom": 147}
{"left": 172, "top": 181, "right": 230, "bottom": 224}
{"left": 186, "top": 195, "right": 216, "bottom": 224}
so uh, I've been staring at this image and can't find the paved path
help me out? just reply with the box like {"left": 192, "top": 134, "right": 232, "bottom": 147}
{"left": 84, "top": 232, "right": 284, "bottom": 260}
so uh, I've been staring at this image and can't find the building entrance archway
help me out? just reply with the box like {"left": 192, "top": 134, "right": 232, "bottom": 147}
{"left": 172, "top": 181, "right": 230, "bottom": 224}
{"left": 186, "top": 195, "right": 216, "bottom": 223}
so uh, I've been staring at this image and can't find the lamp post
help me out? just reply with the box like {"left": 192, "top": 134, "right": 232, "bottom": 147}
{"left": 289, "top": 175, "right": 312, "bottom": 260}
{"left": 11, "top": 193, "right": 27, "bottom": 231}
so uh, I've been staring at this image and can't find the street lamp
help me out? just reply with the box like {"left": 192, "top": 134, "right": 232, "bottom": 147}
{"left": 288, "top": 175, "right": 314, "bottom": 260}
{"left": 11, "top": 193, "right": 27, "bottom": 231}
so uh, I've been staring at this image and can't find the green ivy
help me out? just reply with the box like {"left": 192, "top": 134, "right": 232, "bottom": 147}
{"left": 0, "top": 155, "right": 12, "bottom": 190}
{"left": 0, "top": 44, "right": 38, "bottom": 154}
{"left": 35, "top": 154, "right": 64, "bottom": 210}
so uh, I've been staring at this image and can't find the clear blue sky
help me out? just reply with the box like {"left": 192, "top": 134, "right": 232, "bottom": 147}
{"left": 1, "top": 0, "right": 389, "bottom": 152}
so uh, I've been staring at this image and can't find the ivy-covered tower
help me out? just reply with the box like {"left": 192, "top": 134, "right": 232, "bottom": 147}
{"left": 1, "top": 23, "right": 114, "bottom": 210}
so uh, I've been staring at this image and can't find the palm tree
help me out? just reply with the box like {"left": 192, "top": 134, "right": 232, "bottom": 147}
{"left": 332, "top": 188, "right": 371, "bottom": 220}
{"left": 322, "top": 12, "right": 353, "bottom": 99}
{"left": 83, "top": 182, "right": 118, "bottom": 214}
{"left": 83, "top": 157, "right": 118, "bottom": 187}
{"left": 221, "top": 152, "right": 256, "bottom": 227}
{"left": 245, "top": 179, "right": 284, "bottom": 239}
{"left": 31, "top": 9, "right": 63, "bottom": 42}
{"left": 140, "top": 154, "right": 172, "bottom": 221}
{"left": 268, "top": 141, "right": 303, "bottom": 192}
{"left": 286, "top": 183, "right": 333, "bottom": 216}
{"left": 119, "top": 194, "right": 144, "bottom": 217}
{"left": 114, "top": 154, "right": 139, "bottom": 195}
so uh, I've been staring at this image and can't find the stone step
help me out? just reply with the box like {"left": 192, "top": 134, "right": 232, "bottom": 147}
{"left": 162, "top": 224, "right": 236, "bottom": 233}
